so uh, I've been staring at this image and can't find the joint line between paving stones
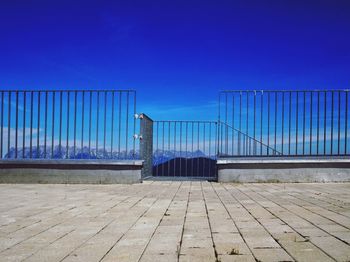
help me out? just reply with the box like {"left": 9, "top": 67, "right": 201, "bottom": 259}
{"left": 61, "top": 182, "right": 170, "bottom": 262}
{"left": 201, "top": 182, "right": 220, "bottom": 262}
{"left": 231, "top": 184, "right": 324, "bottom": 262}
{"left": 20, "top": 184, "right": 156, "bottom": 261}
{"left": 137, "top": 181, "right": 183, "bottom": 262}
{"left": 269, "top": 183, "right": 350, "bottom": 219}
{"left": 98, "top": 183, "right": 174, "bottom": 262}
{"left": 0, "top": 185, "right": 132, "bottom": 238}
{"left": 1, "top": 186, "right": 138, "bottom": 254}
{"left": 20, "top": 229, "right": 76, "bottom": 262}
{"left": 210, "top": 183, "right": 258, "bottom": 261}
{"left": 177, "top": 181, "right": 192, "bottom": 262}
{"left": 244, "top": 184, "right": 343, "bottom": 261}
{"left": 251, "top": 184, "right": 350, "bottom": 245}
{"left": 284, "top": 191, "right": 350, "bottom": 221}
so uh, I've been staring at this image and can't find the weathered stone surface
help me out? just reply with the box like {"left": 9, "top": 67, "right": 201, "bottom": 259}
{"left": 0, "top": 182, "right": 349, "bottom": 261}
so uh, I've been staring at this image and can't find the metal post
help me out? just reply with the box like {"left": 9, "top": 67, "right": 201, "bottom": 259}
{"left": 15, "top": 91, "right": 18, "bottom": 158}
{"left": 81, "top": 91, "right": 85, "bottom": 156}
{"left": 44, "top": 91, "right": 48, "bottom": 158}
{"left": 331, "top": 91, "right": 334, "bottom": 154}
{"left": 66, "top": 92, "right": 70, "bottom": 159}
{"left": 23, "top": 92, "right": 26, "bottom": 158}
{"left": 51, "top": 92, "right": 55, "bottom": 158}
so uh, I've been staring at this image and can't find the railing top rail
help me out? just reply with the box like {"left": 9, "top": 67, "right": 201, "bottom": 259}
{"left": 154, "top": 120, "right": 217, "bottom": 124}
{"left": 0, "top": 89, "right": 136, "bottom": 93}
{"left": 220, "top": 89, "right": 349, "bottom": 93}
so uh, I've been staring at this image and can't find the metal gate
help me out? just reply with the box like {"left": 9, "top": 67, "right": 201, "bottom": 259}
{"left": 139, "top": 116, "right": 217, "bottom": 179}
{"left": 153, "top": 120, "right": 217, "bottom": 179}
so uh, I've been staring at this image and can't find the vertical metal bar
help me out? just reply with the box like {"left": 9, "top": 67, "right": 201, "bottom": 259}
{"left": 225, "top": 93, "right": 228, "bottom": 155}
{"left": 103, "top": 91, "right": 107, "bottom": 154}
{"left": 133, "top": 92, "right": 136, "bottom": 157}
{"left": 246, "top": 91, "right": 249, "bottom": 155}
{"left": 174, "top": 122, "right": 176, "bottom": 176}
{"left": 66, "top": 92, "right": 70, "bottom": 159}
{"left": 324, "top": 91, "right": 327, "bottom": 155}
{"left": 156, "top": 121, "right": 159, "bottom": 177}
{"left": 239, "top": 92, "right": 242, "bottom": 155}
{"left": 168, "top": 122, "right": 171, "bottom": 176}
{"left": 267, "top": 91, "right": 270, "bottom": 155}
{"left": 296, "top": 91, "right": 299, "bottom": 154}
{"left": 191, "top": 122, "right": 194, "bottom": 176}
{"left": 197, "top": 122, "right": 200, "bottom": 176}
{"left": 125, "top": 92, "right": 129, "bottom": 158}
{"left": 274, "top": 92, "right": 277, "bottom": 155}
{"left": 96, "top": 91, "right": 100, "bottom": 157}
{"left": 303, "top": 91, "right": 306, "bottom": 155}
{"left": 260, "top": 91, "right": 263, "bottom": 155}
{"left": 185, "top": 122, "right": 188, "bottom": 176}
{"left": 219, "top": 94, "right": 222, "bottom": 155}
{"left": 15, "top": 91, "right": 18, "bottom": 158}
{"left": 36, "top": 91, "right": 40, "bottom": 158}
{"left": 7, "top": 91, "right": 11, "bottom": 158}
{"left": 317, "top": 91, "right": 320, "bottom": 155}
{"left": 51, "top": 92, "right": 55, "bottom": 158}
{"left": 74, "top": 91, "right": 77, "bottom": 158}
{"left": 203, "top": 123, "right": 206, "bottom": 177}
{"left": 111, "top": 91, "right": 114, "bottom": 157}
{"left": 81, "top": 91, "right": 85, "bottom": 156}
{"left": 88, "top": 91, "right": 92, "bottom": 158}
{"left": 22, "top": 92, "right": 26, "bottom": 158}
{"left": 345, "top": 91, "right": 348, "bottom": 155}
{"left": 331, "top": 91, "right": 334, "bottom": 155}
{"left": 0, "top": 92, "right": 3, "bottom": 158}
{"left": 209, "top": 122, "right": 211, "bottom": 174}
{"left": 44, "top": 91, "right": 48, "bottom": 158}
{"left": 180, "top": 122, "right": 182, "bottom": 177}
{"left": 310, "top": 91, "right": 313, "bottom": 155}
{"left": 162, "top": 121, "right": 165, "bottom": 176}
{"left": 337, "top": 91, "right": 341, "bottom": 155}
{"left": 30, "top": 91, "right": 33, "bottom": 158}
{"left": 118, "top": 92, "right": 121, "bottom": 156}
{"left": 288, "top": 91, "right": 292, "bottom": 155}
{"left": 281, "top": 92, "right": 284, "bottom": 155}
{"left": 253, "top": 91, "right": 256, "bottom": 155}
{"left": 59, "top": 91, "right": 62, "bottom": 157}
{"left": 231, "top": 95, "right": 235, "bottom": 155}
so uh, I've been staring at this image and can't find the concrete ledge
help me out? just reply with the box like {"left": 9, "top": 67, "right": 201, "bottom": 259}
{"left": 217, "top": 157, "right": 350, "bottom": 183}
{"left": 0, "top": 160, "right": 143, "bottom": 184}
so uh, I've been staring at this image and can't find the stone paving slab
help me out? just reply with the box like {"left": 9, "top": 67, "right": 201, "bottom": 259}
{"left": 0, "top": 182, "right": 349, "bottom": 262}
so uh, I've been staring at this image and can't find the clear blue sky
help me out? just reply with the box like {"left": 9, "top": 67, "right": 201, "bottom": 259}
{"left": 1, "top": 0, "right": 350, "bottom": 120}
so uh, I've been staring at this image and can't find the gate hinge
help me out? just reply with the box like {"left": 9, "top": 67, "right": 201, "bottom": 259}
{"left": 133, "top": 134, "right": 143, "bottom": 140}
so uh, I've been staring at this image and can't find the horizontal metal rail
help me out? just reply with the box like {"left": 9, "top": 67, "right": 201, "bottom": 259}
{"left": 219, "top": 121, "right": 281, "bottom": 156}
{"left": 0, "top": 90, "right": 138, "bottom": 159}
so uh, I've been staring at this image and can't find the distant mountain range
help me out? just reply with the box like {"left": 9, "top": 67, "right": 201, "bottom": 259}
{"left": 153, "top": 149, "right": 215, "bottom": 165}
{"left": 3, "top": 147, "right": 215, "bottom": 163}
{"left": 4, "top": 146, "right": 139, "bottom": 159}
{"left": 153, "top": 157, "right": 217, "bottom": 178}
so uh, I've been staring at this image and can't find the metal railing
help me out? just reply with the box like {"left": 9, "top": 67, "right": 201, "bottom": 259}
{"left": 218, "top": 90, "right": 349, "bottom": 157}
{"left": 153, "top": 120, "right": 217, "bottom": 177}
{"left": 0, "top": 90, "right": 138, "bottom": 159}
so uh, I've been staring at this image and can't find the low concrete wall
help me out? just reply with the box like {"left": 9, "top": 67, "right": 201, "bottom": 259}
{"left": 217, "top": 157, "right": 350, "bottom": 183}
{"left": 0, "top": 160, "right": 143, "bottom": 184}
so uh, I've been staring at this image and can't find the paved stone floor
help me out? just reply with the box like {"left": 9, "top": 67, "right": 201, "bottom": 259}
{"left": 0, "top": 182, "right": 350, "bottom": 262}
